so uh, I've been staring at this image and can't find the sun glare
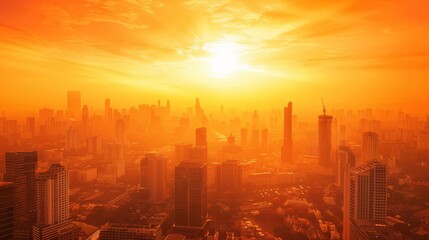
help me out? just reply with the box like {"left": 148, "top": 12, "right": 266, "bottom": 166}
{"left": 205, "top": 40, "right": 243, "bottom": 78}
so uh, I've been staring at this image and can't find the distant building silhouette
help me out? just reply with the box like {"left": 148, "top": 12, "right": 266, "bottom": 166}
{"left": 362, "top": 131, "right": 378, "bottom": 163}
{"left": 336, "top": 145, "right": 355, "bottom": 188}
{"left": 140, "top": 152, "right": 167, "bottom": 203}
{"left": 281, "top": 102, "right": 293, "bottom": 163}
{"left": 318, "top": 109, "right": 333, "bottom": 167}
{"left": 214, "top": 160, "right": 242, "bottom": 198}
{"left": 67, "top": 91, "right": 81, "bottom": 120}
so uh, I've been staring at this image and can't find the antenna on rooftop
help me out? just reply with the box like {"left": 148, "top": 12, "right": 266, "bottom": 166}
{"left": 321, "top": 98, "right": 326, "bottom": 115}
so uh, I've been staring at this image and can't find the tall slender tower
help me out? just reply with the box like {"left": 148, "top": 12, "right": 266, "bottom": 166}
{"left": 4, "top": 151, "right": 38, "bottom": 240}
{"left": 174, "top": 162, "right": 208, "bottom": 238}
{"left": 362, "top": 131, "right": 378, "bottom": 163}
{"left": 343, "top": 160, "right": 387, "bottom": 240}
{"left": 140, "top": 152, "right": 167, "bottom": 203}
{"left": 281, "top": 102, "right": 293, "bottom": 163}
{"left": 318, "top": 102, "right": 333, "bottom": 167}
{"left": 33, "top": 164, "right": 76, "bottom": 240}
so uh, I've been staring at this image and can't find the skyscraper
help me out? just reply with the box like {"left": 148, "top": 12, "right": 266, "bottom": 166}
{"left": 343, "top": 160, "right": 387, "bottom": 240}
{"left": 0, "top": 182, "right": 14, "bottom": 240}
{"left": 195, "top": 127, "right": 207, "bottom": 147}
{"left": 362, "top": 131, "right": 378, "bottom": 163}
{"left": 336, "top": 145, "right": 355, "bottom": 188}
{"left": 4, "top": 151, "right": 38, "bottom": 240}
{"left": 32, "top": 164, "right": 77, "bottom": 240}
{"left": 105, "top": 98, "right": 112, "bottom": 124}
{"left": 261, "top": 128, "right": 268, "bottom": 151}
{"left": 318, "top": 109, "right": 333, "bottom": 167}
{"left": 214, "top": 160, "right": 242, "bottom": 198}
{"left": 67, "top": 91, "right": 81, "bottom": 119}
{"left": 140, "top": 152, "right": 167, "bottom": 203}
{"left": 174, "top": 162, "right": 208, "bottom": 238}
{"left": 281, "top": 102, "right": 293, "bottom": 163}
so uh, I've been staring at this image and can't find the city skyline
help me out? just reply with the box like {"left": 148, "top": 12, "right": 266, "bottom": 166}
{"left": 1, "top": 1, "right": 429, "bottom": 240}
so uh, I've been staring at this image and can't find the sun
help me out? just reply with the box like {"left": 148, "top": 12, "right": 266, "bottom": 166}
{"left": 205, "top": 40, "right": 243, "bottom": 78}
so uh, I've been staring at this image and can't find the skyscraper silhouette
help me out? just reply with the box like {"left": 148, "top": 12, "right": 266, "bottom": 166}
{"left": 67, "top": 91, "right": 81, "bottom": 120}
{"left": 4, "top": 151, "right": 38, "bottom": 240}
{"left": 362, "top": 131, "right": 378, "bottom": 163}
{"left": 318, "top": 108, "right": 333, "bottom": 167}
{"left": 140, "top": 152, "right": 167, "bottom": 203}
{"left": 174, "top": 162, "right": 208, "bottom": 238}
{"left": 336, "top": 145, "right": 355, "bottom": 188}
{"left": 281, "top": 102, "right": 293, "bottom": 163}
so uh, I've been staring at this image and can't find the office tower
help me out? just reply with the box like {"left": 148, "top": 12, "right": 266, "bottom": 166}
{"left": 67, "top": 91, "right": 81, "bottom": 119}
{"left": 261, "top": 128, "right": 268, "bottom": 151}
{"left": 240, "top": 128, "right": 248, "bottom": 147}
{"left": 336, "top": 145, "right": 355, "bottom": 188}
{"left": 362, "top": 131, "right": 378, "bottom": 163}
{"left": 33, "top": 164, "right": 77, "bottom": 240}
{"left": 105, "top": 143, "right": 125, "bottom": 178}
{"left": 281, "top": 102, "right": 293, "bottom": 163}
{"left": 140, "top": 152, "right": 167, "bottom": 203}
{"left": 115, "top": 119, "right": 126, "bottom": 144}
{"left": 318, "top": 109, "right": 333, "bottom": 167}
{"left": 175, "top": 144, "right": 192, "bottom": 165}
{"left": 105, "top": 98, "right": 112, "bottom": 123}
{"left": 66, "top": 127, "right": 79, "bottom": 150}
{"left": 26, "top": 117, "right": 35, "bottom": 138}
{"left": 196, "top": 127, "right": 207, "bottom": 147}
{"left": 99, "top": 222, "right": 162, "bottom": 240}
{"left": 214, "top": 160, "right": 242, "bottom": 197}
{"left": 174, "top": 162, "right": 208, "bottom": 238}
{"left": 4, "top": 151, "right": 38, "bottom": 240}
{"left": 87, "top": 136, "right": 102, "bottom": 154}
{"left": 0, "top": 182, "right": 14, "bottom": 239}
{"left": 343, "top": 160, "right": 387, "bottom": 240}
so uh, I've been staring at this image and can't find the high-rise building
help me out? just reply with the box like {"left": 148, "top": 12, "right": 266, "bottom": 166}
{"left": 66, "top": 127, "right": 79, "bottom": 150}
{"left": 336, "top": 145, "right": 355, "bottom": 188}
{"left": 140, "top": 152, "right": 167, "bottom": 203}
{"left": 214, "top": 160, "right": 242, "bottom": 198}
{"left": 343, "top": 160, "right": 387, "bottom": 240}
{"left": 105, "top": 98, "right": 112, "bottom": 123}
{"left": 174, "top": 162, "right": 208, "bottom": 238}
{"left": 4, "top": 151, "right": 38, "bottom": 240}
{"left": 362, "top": 131, "right": 378, "bottom": 163}
{"left": 318, "top": 110, "right": 333, "bottom": 167}
{"left": 105, "top": 143, "right": 125, "bottom": 178}
{"left": 281, "top": 102, "right": 293, "bottom": 163}
{"left": 32, "top": 164, "right": 77, "bottom": 240}
{"left": 195, "top": 127, "right": 207, "bottom": 147}
{"left": 115, "top": 119, "right": 126, "bottom": 144}
{"left": 67, "top": 91, "right": 81, "bottom": 119}
{"left": 189, "top": 146, "right": 208, "bottom": 162}
{"left": 0, "top": 182, "right": 14, "bottom": 240}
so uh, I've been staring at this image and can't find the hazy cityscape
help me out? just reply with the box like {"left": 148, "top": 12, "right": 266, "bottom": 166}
{"left": 0, "top": 93, "right": 428, "bottom": 240}
{"left": 1, "top": 0, "right": 429, "bottom": 240}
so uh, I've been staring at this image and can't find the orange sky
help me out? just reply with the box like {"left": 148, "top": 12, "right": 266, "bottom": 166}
{"left": 1, "top": 0, "right": 429, "bottom": 114}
